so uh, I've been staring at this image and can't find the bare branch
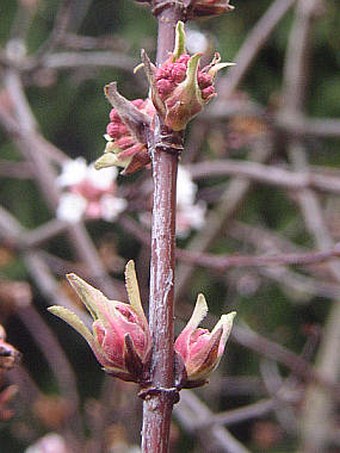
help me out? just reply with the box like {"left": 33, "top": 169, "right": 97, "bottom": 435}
{"left": 175, "top": 390, "right": 251, "bottom": 453}
{"left": 217, "top": 0, "right": 296, "bottom": 97}
{"left": 188, "top": 160, "right": 340, "bottom": 195}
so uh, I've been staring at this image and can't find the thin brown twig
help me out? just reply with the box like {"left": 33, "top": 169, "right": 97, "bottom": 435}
{"left": 141, "top": 3, "right": 183, "bottom": 452}
{"left": 35, "top": 0, "right": 75, "bottom": 58}
{"left": 216, "top": 0, "right": 296, "bottom": 97}
{"left": 177, "top": 245, "right": 340, "bottom": 270}
{"left": 187, "top": 160, "right": 340, "bottom": 195}
{"left": 174, "top": 390, "right": 251, "bottom": 453}
{"left": 199, "top": 399, "right": 280, "bottom": 427}
{"left": 17, "top": 306, "right": 84, "bottom": 445}
{"left": 41, "top": 51, "right": 136, "bottom": 72}
{"left": 119, "top": 215, "right": 340, "bottom": 300}
{"left": 231, "top": 324, "right": 340, "bottom": 398}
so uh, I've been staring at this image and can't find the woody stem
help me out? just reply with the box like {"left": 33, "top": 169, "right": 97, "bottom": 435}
{"left": 141, "top": 2, "right": 184, "bottom": 452}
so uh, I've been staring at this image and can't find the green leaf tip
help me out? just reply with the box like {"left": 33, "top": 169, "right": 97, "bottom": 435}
{"left": 187, "top": 293, "right": 208, "bottom": 329}
{"left": 173, "top": 21, "right": 186, "bottom": 61}
{"left": 124, "top": 260, "right": 143, "bottom": 315}
{"left": 48, "top": 305, "right": 93, "bottom": 345}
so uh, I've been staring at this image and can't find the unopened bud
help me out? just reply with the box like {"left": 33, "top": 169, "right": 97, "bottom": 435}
{"left": 175, "top": 294, "right": 235, "bottom": 387}
{"left": 48, "top": 261, "right": 152, "bottom": 383}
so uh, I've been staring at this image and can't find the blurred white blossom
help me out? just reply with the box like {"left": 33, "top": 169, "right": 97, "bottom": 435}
{"left": 57, "top": 157, "right": 127, "bottom": 223}
{"left": 25, "top": 433, "right": 69, "bottom": 453}
{"left": 176, "top": 200, "right": 206, "bottom": 238}
{"left": 176, "top": 165, "right": 197, "bottom": 206}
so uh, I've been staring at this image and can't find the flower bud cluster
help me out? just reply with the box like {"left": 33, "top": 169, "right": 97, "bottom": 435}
{"left": 96, "top": 98, "right": 155, "bottom": 175}
{"left": 94, "top": 21, "right": 233, "bottom": 176}
{"left": 48, "top": 261, "right": 152, "bottom": 383}
{"left": 155, "top": 54, "right": 215, "bottom": 104}
{"left": 175, "top": 295, "right": 235, "bottom": 387}
{"left": 144, "top": 21, "right": 234, "bottom": 131}
{"left": 49, "top": 260, "right": 235, "bottom": 388}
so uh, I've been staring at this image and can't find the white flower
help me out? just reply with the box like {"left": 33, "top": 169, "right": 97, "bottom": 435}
{"left": 25, "top": 433, "right": 69, "bottom": 453}
{"left": 86, "top": 163, "right": 117, "bottom": 190}
{"left": 57, "top": 192, "right": 87, "bottom": 222}
{"left": 177, "top": 165, "right": 197, "bottom": 207}
{"left": 175, "top": 166, "right": 207, "bottom": 237}
{"left": 177, "top": 200, "right": 207, "bottom": 238}
{"left": 58, "top": 157, "right": 117, "bottom": 190}
{"left": 56, "top": 158, "right": 126, "bottom": 223}
{"left": 100, "top": 194, "right": 127, "bottom": 222}
{"left": 57, "top": 157, "right": 88, "bottom": 187}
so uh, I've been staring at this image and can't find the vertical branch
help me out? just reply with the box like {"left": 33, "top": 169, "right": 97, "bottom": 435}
{"left": 141, "top": 2, "right": 183, "bottom": 452}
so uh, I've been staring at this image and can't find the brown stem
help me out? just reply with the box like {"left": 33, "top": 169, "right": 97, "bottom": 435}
{"left": 141, "top": 2, "right": 183, "bottom": 452}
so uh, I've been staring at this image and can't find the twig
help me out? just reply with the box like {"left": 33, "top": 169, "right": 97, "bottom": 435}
{"left": 174, "top": 390, "right": 251, "bottom": 453}
{"left": 119, "top": 215, "right": 340, "bottom": 300}
{"left": 35, "top": 0, "right": 75, "bottom": 58}
{"left": 177, "top": 245, "right": 340, "bottom": 270}
{"left": 277, "top": 114, "right": 340, "bottom": 138}
{"left": 41, "top": 51, "right": 136, "bottom": 72}
{"left": 17, "top": 306, "right": 84, "bottom": 444}
{"left": 217, "top": 0, "right": 296, "bottom": 97}
{"left": 232, "top": 323, "right": 340, "bottom": 398}
{"left": 0, "top": 206, "right": 88, "bottom": 321}
{"left": 187, "top": 160, "right": 340, "bottom": 195}
{"left": 141, "top": 3, "right": 183, "bottom": 452}
{"left": 200, "top": 399, "right": 276, "bottom": 427}
{"left": 0, "top": 160, "right": 34, "bottom": 179}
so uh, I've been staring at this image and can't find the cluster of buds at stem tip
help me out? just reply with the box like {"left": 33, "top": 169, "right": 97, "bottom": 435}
{"left": 140, "top": 21, "right": 234, "bottom": 131}
{"left": 175, "top": 294, "right": 235, "bottom": 388}
{"left": 95, "top": 83, "right": 155, "bottom": 175}
{"left": 95, "top": 21, "right": 233, "bottom": 174}
{"left": 48, "top": 261, "right": 152, "bottom": 383}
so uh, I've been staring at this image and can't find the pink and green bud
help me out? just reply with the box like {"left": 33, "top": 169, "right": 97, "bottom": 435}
{"left": 48, "top": 261, "right": 152, "bottom": 383}
{"left": 95, "top": 84, "right": 155, "bottom": 175}
{"left": 175, "top": 294, "right": 235, "bottom": 387}
{"left": 147, "top": 22, "right": 234, "bottom": 131}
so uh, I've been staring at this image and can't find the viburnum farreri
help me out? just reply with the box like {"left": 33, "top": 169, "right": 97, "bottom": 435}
{"left": 48, "top": 261, "right": 152, "bottom": 383}
{"left": 142, "top": 21, "right": 235, "bottom": 131}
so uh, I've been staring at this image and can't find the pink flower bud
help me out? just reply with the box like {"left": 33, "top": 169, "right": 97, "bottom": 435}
{"left": 151, "top": 22, "right": 234, "bottom": 131}
{"left": 175, "top": 294, "right": 235, "bottom": 386}
{"left": 96, "top": 98, "right": 155, "bottom": 175}
{"left": 106, "top": 121, "right": 128, "bottom": 139}
{"left": 48, "top": 261, "right": 152, "bottom": 383}
{"left": 201, "top": 85, "right": 216, "bottom": 101}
